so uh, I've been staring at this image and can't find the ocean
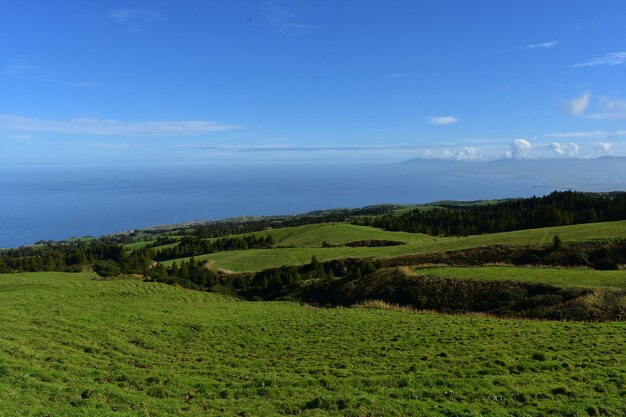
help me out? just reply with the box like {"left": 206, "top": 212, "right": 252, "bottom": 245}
{"left": 1, "top": 162, "right": 556, "bottom": 247}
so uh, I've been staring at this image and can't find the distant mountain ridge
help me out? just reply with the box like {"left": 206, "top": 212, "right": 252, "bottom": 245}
{"left": 399, "top": 156, "right": 626, "bottom": 191}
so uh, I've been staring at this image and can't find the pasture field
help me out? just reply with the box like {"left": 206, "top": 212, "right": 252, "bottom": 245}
{"left": 1, "top": 272, "right": 625, "bottom": 416}
{"left": 123, "top": 240, "right": 180, "bottom": 251}
{"left": 414, "top": 266, "right": 626, "bottom": 289}
{"left": 161, "top": 221, "right": 626, "bottom": 272}
{"left": 122, "top": 240, "right": 156, "bottom": 250}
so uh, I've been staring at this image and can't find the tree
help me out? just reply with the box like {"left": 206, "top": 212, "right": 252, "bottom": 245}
{"left": 552, "top": 235, "right": 562, "bottom": 251}
{"left": 93, "top": 260, "right": 121, "bottom": 277}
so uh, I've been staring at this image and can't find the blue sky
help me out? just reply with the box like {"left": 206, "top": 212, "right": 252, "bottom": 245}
{"left": 1, "top": 0, "right": 626, "bottom": 165}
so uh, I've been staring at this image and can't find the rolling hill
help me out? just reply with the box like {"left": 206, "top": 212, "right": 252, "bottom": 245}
{"left": 161, "top": 220, "right": 626, "bottom": 272}
{"left": 1, "top": 272, "right": 625, "bottom": 416}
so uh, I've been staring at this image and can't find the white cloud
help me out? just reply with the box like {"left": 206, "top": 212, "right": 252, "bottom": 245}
{"left": 421, "top": 146, "right": 483, "bottom": 161}
{"left": 597, "top": 142, "right": 613, "bottom": 154}
{"left": 109, "top": 9, "right": 163, "bottom": 31}
{"left": 0, "top": 114, "right": 237, "bottom": 137}
{"left": 546, "top": 130, "right": 626, "bottom": 139}
{"left": 550, "top": 142, "right": 579, "bottom": 157}
{"left": 600, "top": 97, "right": 626, "bottom": 113}
{"left": 566, "top": 91, "right": 591, "bottom": 115}
{"left": 261, "top": 1, "right": 317, "bottom": 36}
{"left": 4, "top": 61, "right": 38, "bottom": 77}
{"left": 429, "top": 115, "right": 458, "bottom": 125}
{"left": 508, "top": 138, "right": 533, "bottom": 158}
{"left": 446, "top": 147, "right": 483, "bottom": 160}
{"left": 583, "top": 113, "right": 626, "bottom": 121}
{"left": 526, "top": 41, "right": 558, "bottom": 49}
{"left": 583, "top": 97, "right": 626, "bottom": 120}
{"left": 3, "top": 60, "right": 52, "bottom": 81}
{"left": 572, "top": 52, "right": 626, "bottom": 67}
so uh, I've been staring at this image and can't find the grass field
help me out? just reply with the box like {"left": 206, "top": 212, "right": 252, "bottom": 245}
{"left": 162, "top": 221, "right": 626, "bottom": 272}
{"left": 122, "top": 240, "right": 156, "bottom": 250}
{"left": 414, "top": 266, "right": 626, "bottom": 289}
{"left": 1, "top": 272, "right": 626, "bottom": 416}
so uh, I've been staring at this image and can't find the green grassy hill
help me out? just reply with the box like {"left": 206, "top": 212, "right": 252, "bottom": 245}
{"left": 1, "top": 272, "right": 625, "bottom": 416}
{"left": 414, "top": 266, "right": 626, "bottom": 288}
{"left": 162, "top": 220, "right": 626, "bottom": 272}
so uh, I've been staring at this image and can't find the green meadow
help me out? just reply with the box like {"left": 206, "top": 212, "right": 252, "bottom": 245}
{"left": 1, "top": 272, "right": 625, "bottom": 416}
{"left": 414, "top": 266, "right": 626, "bottom": 289}
{"left": 161, "top": 221, "right": 626, "bottom": 272}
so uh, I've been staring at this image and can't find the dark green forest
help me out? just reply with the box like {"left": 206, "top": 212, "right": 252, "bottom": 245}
{"left": 357, "top": 191, "right": 626, "bottom": 235}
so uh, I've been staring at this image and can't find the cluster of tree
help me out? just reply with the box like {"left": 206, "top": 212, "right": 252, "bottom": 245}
{"left": 120, "top": 248, "right": 156, "bottom": 274}
{"left": 153, "top": 234, "right": 274, "bottom": 261}
{"left": 357, "top": 191, "right": 626, "bottom": 236}
{"left": 301, "top": 268, "right": 616, "bottom": 321}
{"left": 146, "top": 258, "right": 221, "bottom": 289}
{"left": 247, "top": 266, "right": 301, "bottom": 296}
{"left": 0, "top": 241, "right": 123, "bottom": 273}
{"left": 0, "top": 233, "right": 274, "bottom": 275}
{"left": 380, "top": 239, "right": 626, "bottom": 271}
{"left": 150, "top": 236, "right": 179, "bottom": 247}
{"left": 223, "top": 256, "right": 381, "bottom": 300}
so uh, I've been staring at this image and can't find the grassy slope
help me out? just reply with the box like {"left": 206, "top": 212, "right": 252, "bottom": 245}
{"left": 414, "top": 266, "right": 626, "bottom": 289}
{"left": 163, "top": 221, "right": 626, "bottom": 272}
{"left": 1, "top": 272, "right": 625, "bottom": 416}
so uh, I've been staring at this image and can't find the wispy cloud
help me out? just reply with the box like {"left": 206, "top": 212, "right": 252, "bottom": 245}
{"left": 572, "top": 52, "right": 626, "bottom": 67}
{"left": 429, "top": 115, "right": 458, "bottom": 126}
{"left": 550, "top": 142, "right": 579, "bottom": 157}
{"left": 565, "top": 91, "right": 591, "bottom": 115}
{"left": 3, "top": 60, "right": 52, "bottom": 80}
{"left": 0, "top": 115, "right": 237, "bottom": 137}
{"left": 582, "top": 97, "right": 626, "bottom": 120}
{"left": 545, "top": 130, "right": 626, "bottom": 139}
{"left": 109, "top": 8, "right": 164, "bottom": 31}
{"left": 583, "top": 113, "right": 626, "bottom": 121}
{"left": 261, "top": 1, "right": 317, "bottom": 36}
{"left": 526, "top": 41, "right": 559, "bottom": 49}
{"left": 599, "top": 97, "right": 626, "bottom": 113}
{"left": 4, "top": 60, "right": 37, "bottom": 77}
{"left": 192, "top": 145, "right": 428, "bottom": 152}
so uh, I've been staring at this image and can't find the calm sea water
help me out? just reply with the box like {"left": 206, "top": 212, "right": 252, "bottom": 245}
{"left": 1, "top": 163, "right": 546, "bottom": 247}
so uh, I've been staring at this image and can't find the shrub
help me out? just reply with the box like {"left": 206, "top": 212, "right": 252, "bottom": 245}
{"left": 594, "top": 260, "right": 619, "bottom": 270}
{"left": 93, "top": 260, "right": 120, "bottom": 277}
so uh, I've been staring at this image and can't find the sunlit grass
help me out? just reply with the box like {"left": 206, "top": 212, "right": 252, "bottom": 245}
{"left": 162, "top": 221, "right": 626, "bottom": 272}
{"left": 0, "top": 272, "right": 625, "bottom": 416}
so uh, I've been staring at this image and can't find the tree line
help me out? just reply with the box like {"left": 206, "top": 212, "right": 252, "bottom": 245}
{"left": 153, "top": 235, "right": 274, "bottom": 261}
{"left": 356, "top": 191, "right": 626, "bottom": 236}
{"left": 0, "top": 233, "right": 274, "bottom": 274}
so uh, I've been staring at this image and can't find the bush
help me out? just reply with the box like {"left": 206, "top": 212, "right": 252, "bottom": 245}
{"left": 565, "top": 253, "right": 591, "bottom": 267}
{"left": 513, "top": 253, "right": 543, "bottom": 265}
{"left": 594, "top": 260, "right": 619, "bottom": 270}
{"left": 93, "top": 260, "right": 121, "bottom": 277}
{"left": 514, "top": 294, "right": 563, "bottom": 310}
